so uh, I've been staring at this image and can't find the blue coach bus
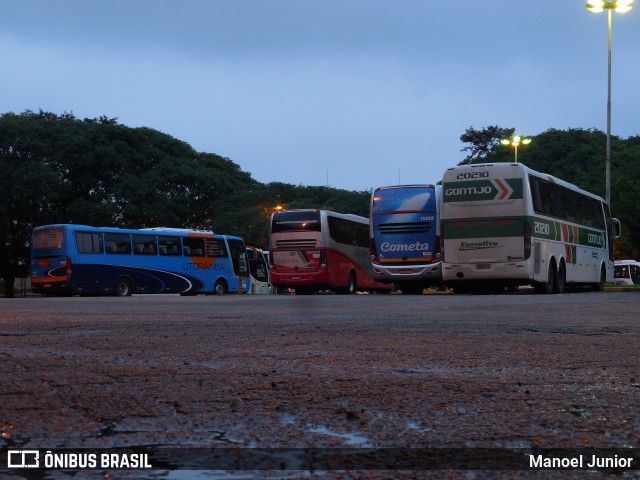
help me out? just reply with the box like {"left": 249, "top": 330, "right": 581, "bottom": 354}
{"left": 30, "top": 225, "right": 249, "bottom": 296}
{"left": 369, "top": 184, "right": 443, "bottom": 294}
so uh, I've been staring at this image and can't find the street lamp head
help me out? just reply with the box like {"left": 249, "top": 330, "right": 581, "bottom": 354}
{"left": 587, "top": 0, "right": 605, "bottom": 12}
{"left": 501, "top": 135, "right": 531, "bottom": 147}
{"left": 587, "top": 0, "right": 634, "bottom": 13}
{"left": 615, "top": 0, "right": 634, "bottom": 12}
{"left": 500, "top": 134, "right": 532, "bottom": 162}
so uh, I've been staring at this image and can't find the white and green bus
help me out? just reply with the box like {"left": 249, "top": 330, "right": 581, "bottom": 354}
{"left": 440, "top": 163, "right": 621, "bottom": 294}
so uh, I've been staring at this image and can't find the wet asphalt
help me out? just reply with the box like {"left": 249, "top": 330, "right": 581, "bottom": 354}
{"left": 0, "top": 291, "right": 638, "bottom": 479}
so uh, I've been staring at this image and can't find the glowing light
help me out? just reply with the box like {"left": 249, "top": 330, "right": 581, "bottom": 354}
{"left": 587, "top": 0, "right": 634, "bottom": 13}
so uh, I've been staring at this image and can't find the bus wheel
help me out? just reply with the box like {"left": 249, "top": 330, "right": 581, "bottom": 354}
{"left": 535, "top": 261, "right": 556, "bottom": 294}
{"left": 347, "top": 271, "right": 357, "bottom": 294}
{"left": 554, "top": 261, "right": 566, "bottom": 294}
{"left": 592, "top": 265, "right": 606, "bottom": 291}
{"left": 214, "top": 280, "right": 227, "bottom": 296}
{"left": 115, "top": 278, "right": 132, "bottom": 297}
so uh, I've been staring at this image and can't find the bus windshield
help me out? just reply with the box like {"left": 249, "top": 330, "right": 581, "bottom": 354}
{"left": 271, "top": 211, "right": 321, "bottom": 233}
{"left": 372, "top": 187, "right": 436, "bottom": 214}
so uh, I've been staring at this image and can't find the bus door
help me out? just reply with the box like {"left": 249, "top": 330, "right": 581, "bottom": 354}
{"left": 246, "top": 247, "right": 272, "bottom": 294}
{"left": 227, "top": 238, "right": 249, "bottom": 292}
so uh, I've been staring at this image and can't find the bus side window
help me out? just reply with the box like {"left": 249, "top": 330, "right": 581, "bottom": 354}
{"left": 206, "top": 238, "right": 227, "bottom": 257}
{"left": 182, "top": 237, "right": 205, "bottom": 257}
{"left": 631, "top": 265, "right": 640, "bottom": 284}
{"left": 76, "top": 232, "right": 103, "bottom": 254}
{"left": 105, "top": 233, "right": 131, "bottom": 254}
{"left": 133, "top": 235, "right": 158, "bottom": 255}
{"left": 158, "top": 236, "right": 180, "bottom": 256}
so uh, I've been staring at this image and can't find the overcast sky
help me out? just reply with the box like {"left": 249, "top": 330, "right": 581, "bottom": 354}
{"left": 2, "top": 1, "right": 638, "bottom": 191}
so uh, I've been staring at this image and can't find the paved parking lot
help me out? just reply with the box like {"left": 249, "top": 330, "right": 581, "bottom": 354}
{"left": 0, "top": 292, "right": 638, "bottom": 478}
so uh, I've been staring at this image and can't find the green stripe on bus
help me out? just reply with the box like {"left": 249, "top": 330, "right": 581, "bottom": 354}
{"left": 444, "top": 215, "right": 606, "bottom": 249}
{"left": 443, "top": 217, "right": 525, "bottom": 239}
{"left": 529, "top": 216, "right": 605, "bottom": 247}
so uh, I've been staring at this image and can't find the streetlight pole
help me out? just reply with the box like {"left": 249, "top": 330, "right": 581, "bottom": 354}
{"left": 587, "top": 0, "right": 634, "bottom": 207}
{"left": 607, "top": 7, "right": 612, "bottom": 207}
{"left": 500, "top": 135, "right": 531, "bottom": 163}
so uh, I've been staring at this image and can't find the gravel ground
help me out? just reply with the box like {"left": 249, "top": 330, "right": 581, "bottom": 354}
{"left": 0, "top": 293, "right": 638, "bottom": 479}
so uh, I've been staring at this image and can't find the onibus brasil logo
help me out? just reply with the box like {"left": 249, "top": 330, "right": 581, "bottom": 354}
{"left": 6, "top": 449, "right": 152, "bottom": 469}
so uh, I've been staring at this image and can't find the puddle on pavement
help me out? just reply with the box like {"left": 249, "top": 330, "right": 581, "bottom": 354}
{"left": 306, "top": 425, "right": 371, "bottom": 446}
{"left": 280, "top": 413, "right": 371, "bottom": 447}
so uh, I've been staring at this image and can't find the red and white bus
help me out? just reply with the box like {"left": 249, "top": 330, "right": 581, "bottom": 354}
{"left": 269, "top": 209, "right": 392, "bottom": 294}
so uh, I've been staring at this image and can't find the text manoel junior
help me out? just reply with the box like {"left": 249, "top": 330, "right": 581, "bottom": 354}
{"left": 530, "top": 454, "right": 633, "bottom": 469}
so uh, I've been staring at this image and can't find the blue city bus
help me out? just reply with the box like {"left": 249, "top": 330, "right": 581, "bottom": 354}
{"left": 30, "top": 225, "right": 249, "bottom": 296}
{"left": 369, "top": 184, "right": 443, "bottom": 294}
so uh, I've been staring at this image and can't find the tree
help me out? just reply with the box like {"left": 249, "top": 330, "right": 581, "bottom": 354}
{"left": 459, "top": 125, "right": 515, "bottom": 164}
{"left": 0, "top": 111, "right": 68, "bottom": 297}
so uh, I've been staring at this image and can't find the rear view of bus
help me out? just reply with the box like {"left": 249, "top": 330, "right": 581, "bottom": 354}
{"left": 441, "top": 163, "right": 617, "bottom": 293}
{"left": 269, "top": 209, "right": 390, "bottom": 294}
{"left": 369, "top": 185, "right": 442, "bottom": 294}
{"left": 441, "top": 164, "right": 531, "bottom": 293}
{"left": 31, "top": 226, "right": 71, "bottom": 294}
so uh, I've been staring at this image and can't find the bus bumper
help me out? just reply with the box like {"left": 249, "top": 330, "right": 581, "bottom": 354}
{"left": 443, "top": 262, "right": 531, "bottom": 283}
{"left": 372, "top": 262, "right": 442, "bottom": 283}
{"left": 31, "top": 279, "right": 70, "bottom": 295}
{"left": 270, "top": 271, "right": 330, "bottom": 288}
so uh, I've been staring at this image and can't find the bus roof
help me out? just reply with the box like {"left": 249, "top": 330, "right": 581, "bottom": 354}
{"left": 273, "top": 209, "right": 368, "bottom": 223}
{"left": 445, "top": 163, "right": 606, "bottom": 204}
{"left": 614, "top": 259, "right": 640, "bottom": 266}
{"left": 374, "top": 184, "right": 436, "bottom": 192}
{"left": 33, "top": 224, "right": 243, "bottom": 241}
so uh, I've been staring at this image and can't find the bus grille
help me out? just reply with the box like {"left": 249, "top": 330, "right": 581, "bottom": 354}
{"left": 378, "top": 222, "right": 431, "bottom": 234}
{"left": 275, "top": 239, "right": 318, "bottom": 249}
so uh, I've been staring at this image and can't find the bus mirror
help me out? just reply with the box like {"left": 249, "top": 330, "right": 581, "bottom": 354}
{"left": 612, "top": 218, "right": 622, "bottom": 239}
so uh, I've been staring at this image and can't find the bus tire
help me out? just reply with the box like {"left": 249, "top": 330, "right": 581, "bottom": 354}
{"left": 346, "top": 271, "right": 357, "bottom": 294}
{"left": 535, "top": 260, "right": 556, "bottom": 294}
{"left": 115, "top": 277, "right": 132, "bottom": 297}
{"left": 592, "top": 265, "right": 606, "bottom": 291}
{"left": 214, "top": 279, "right": 227, "bottom": 296}
{"left": 555, "top": 261, "right": 566, "bottom": 294}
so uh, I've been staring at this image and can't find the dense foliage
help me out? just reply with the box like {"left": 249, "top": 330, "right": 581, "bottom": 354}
{"left": 459, "top": 126, "right": 640, "bottom": 260}
{"left": 1, "top": 111, "right": 637, "bottom": 296}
